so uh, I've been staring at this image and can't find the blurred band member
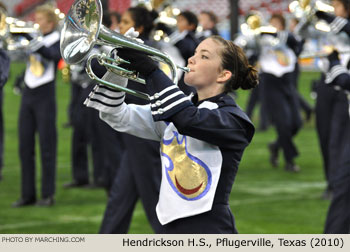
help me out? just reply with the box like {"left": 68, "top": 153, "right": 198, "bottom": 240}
{"left": 64, "top": 13, "right": 119, "bottom": 190}
{"left": 99, "top": 6, "right": 164, "bottom": 233}
{"left": 169, "top": 11, "right": 199, "bottom": 95}
{"left": 13, "top": 5, "right": 60, "bottom": 207}
{"left": 197, "top": 11, "right": 219, "bottom": 41}
{"left": 296, "top": 0, "right": 350, "bottom": 204}
{"left": 260, "top": 13, "right": 303, "bottom": 172}
{"left": 312, "top": 0, "right": 350, "bottom": 233}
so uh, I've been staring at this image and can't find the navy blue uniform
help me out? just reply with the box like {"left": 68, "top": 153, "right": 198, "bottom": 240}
{"left": 86, "top": 69, "right": 255, "bottom": 233}
{"left": 0, "top": 49, "right": 10, "bottom": 180}
{"left": 260, "top": 72, "right": 302, "bottom": 162}
{"left": 290, "top": 38, "right": 313, "bottom": 120}
{"left": 160, "top": 92, "right": 254, "bottom": 233}
{"left": 315, "top": 77, "right": 343, "bottom": 191}
{"left": 68, "top": 48, "right": 121, "bottom": 189}
{"left": 245, "top": 76, "right": 269, "bottom": 130}
{"left": 18, "top": 30, "right": 60, "bottom": 202}
{"left": 99, "top": 37, "right": 164, "bottom": 233}
{"left": 70, "top": 82, "right": 106, "bottom": 186}
{"left": 69, "top": 66, "right": 91, "bottom": 185}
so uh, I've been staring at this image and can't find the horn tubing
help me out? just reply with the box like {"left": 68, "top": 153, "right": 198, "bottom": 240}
{"left": 86, "top": 54, "right": 150, "bottom": 100}
{"left": 102, "top": 61, "right": 146, "bottom": 85}
{"left": 98, "top": 25, "right": 179, "bottom": 84}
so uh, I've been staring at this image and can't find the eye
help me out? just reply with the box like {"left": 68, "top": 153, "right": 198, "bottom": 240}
{"left": 201, "top": 55, "right": 209, "bottom": 59}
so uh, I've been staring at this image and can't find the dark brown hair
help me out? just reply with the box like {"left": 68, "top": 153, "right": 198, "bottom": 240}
{"left": 127, "top": 6, "right": 155, "bottom": 37}
{"left": 210, "top": 35, "right": 259, "bottom": 91}
{"left": 179, "top": 11, "right": 198, "bottom": 31}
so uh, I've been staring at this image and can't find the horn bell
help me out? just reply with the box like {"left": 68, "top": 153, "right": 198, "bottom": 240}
{"left": 60, "top": 0, "right": 101, "bottom": 64}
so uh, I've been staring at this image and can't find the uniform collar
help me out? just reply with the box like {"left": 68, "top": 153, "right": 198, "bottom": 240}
{"left": 191, "top": 92, "right": 234, "bottom": 107}
{"left": 43, "top": 30, "right": 55, "bottom": 36}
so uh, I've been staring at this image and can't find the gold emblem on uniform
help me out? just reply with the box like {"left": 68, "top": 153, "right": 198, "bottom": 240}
{"left": 161, "top": 134, "right": 210, "bottom": 199}
{"left": 274, "top": 49, "right": 290, "bottom": 66}
{"left": 29, "top": 55, "right": 45, "bottom": 77}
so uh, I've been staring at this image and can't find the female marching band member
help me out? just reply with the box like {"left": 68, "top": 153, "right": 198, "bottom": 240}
{"left": 12, "top": 5, "right": 60, "bottom": 207}
{"left": 259, "top": 14, "right": 303, "bottom": 172}
{"left": 85, "top": 35, "right": 257, "bottom": 233}
{"left": 310, "top": 0, "right": 350, "bottom": 234}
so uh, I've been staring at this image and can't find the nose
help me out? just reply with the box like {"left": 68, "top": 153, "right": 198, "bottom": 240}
{"left": 188, "top": 55, "right": 195, "bottom": 65}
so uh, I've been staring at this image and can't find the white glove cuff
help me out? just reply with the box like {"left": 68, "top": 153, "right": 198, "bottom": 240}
{"left": 84, "top": 83, "right": 125, "bottom": 114}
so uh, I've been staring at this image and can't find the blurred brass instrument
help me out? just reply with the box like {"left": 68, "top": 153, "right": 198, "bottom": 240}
{"left": 241, "top": 13, "right": 277, "bottom": 36}
{"left": 236, "top": 13, "right": 278, "bottom": 50}
{"left": 289, "top": 0, "right": 350, "bottom": 59}
{"left": 0, "top": 8, "right": 42, "bottom": 52}
{"left": 289, "top": 0, "right": 334, "bottom": 19}
{"left": 60, "top": 0, "right": 189, "bottom": 100}
{"left": 289, "top": 0, "right": 334, "bottom": 32}
{"left": 139, "top": 0, "right": 180, "bottom": 42}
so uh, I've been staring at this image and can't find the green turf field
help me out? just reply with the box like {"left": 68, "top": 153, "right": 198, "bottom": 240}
{"left": 0, "top": 63, "right": 329, "bottom": 234}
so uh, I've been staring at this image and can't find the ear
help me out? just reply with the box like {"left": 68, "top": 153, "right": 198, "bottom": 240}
{"left": 217, "top": 69, "right": 232, "bottom": 84}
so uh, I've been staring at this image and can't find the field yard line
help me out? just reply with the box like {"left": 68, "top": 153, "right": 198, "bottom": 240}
{"left": 235, "top": 181, "right": 326, "bottom": 196}
{"left": 0, "top": 215, "right": 101, "bottom": 231}
{"left": 231, "top": 193, "right": 322, "bottom": 206}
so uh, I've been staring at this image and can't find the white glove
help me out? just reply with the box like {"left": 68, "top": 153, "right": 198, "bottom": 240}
{"left": 84, "top": 72, "right": 128, "bottom": 114}
{"left": 124, "top": 27, "right": 144, "bottom": 44}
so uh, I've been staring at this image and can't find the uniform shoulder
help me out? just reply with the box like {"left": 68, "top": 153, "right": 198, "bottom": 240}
{"left": 219, "top": 94, "right": 255, "bottom": 142}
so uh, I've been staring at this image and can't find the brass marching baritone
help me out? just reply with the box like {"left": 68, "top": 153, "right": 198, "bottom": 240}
{"left": 0, "top": 8, "right": 43, "bottom": 53}
{"left": 60, "top": 0, "right": 189, "bottom": 100}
